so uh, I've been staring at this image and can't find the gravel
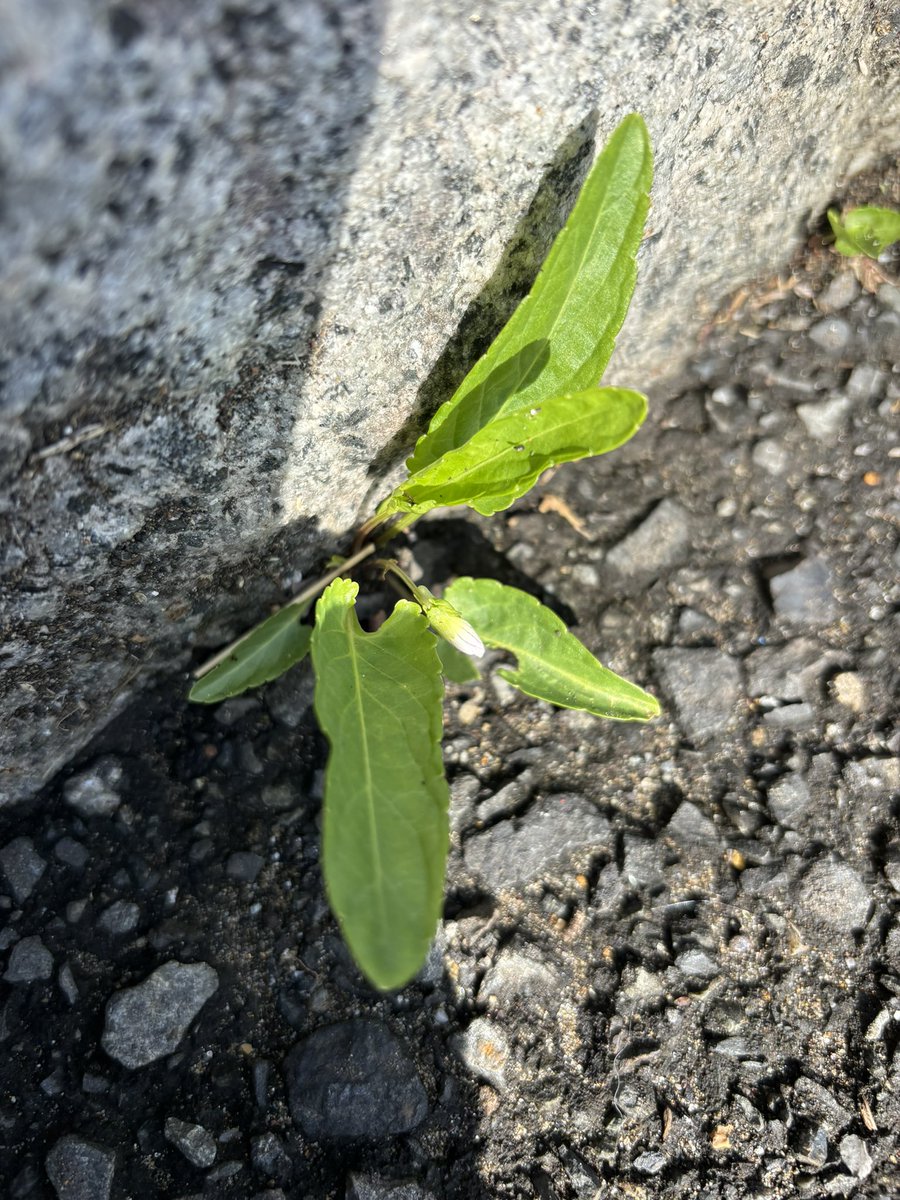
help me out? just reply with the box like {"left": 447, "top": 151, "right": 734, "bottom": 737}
{"left": 767, "top": 773, "right": 813, "bottom": 827}
{"left": 284, "top": 1019, "right": 429, "bottom": 1139}
{"left": 745, "top": 638, "right": 839, "bottom": 702}
{"left": 0, "top": 836, "right": 46, "bottom": 904}
{"left": 796, "top": 394, "right": 852, "bottom": 440}
{"left": 54, "top": 837, "right": 90, "bottom": 870}
{"left": 666, "top": 800, "right": 721, "bottom": 847}
{"left": 101, "top": 961, "right": 219, "bottom": 1069}
{"left": 45, "top": 1136, "right": 115, "bottom": 1200}
{"left": 164, "top": 1117, "right": 217, "bottom": 1168}
{"left": 63, "top": 758, "right": 124, "bottom": 817}
{"left": 348, "top": 1175, "right": 437, "bottom": 1200}
{"left": 225, "top": 851, "right": 265, "bottom": 883}
{"left": 770, "top": 557, "right": 841, "bottom": 626}
{"left": 840, "top": 1135, "right": 874, "bottom": 1180}
{"left": 97, "top": 900, "right": 140, "bottom": 936}
{"left": 477, "top": 951, "right": 561, "bottom": 1012}
{"left": 455, "top": 1017, "right": 511, "bottom": 1090}
{"left": 796, "top": 861, "right": 873, "bottom": 934}
{"left": 463, "top": 794, "right": 610, "bottom": 888}
{"left": 808, "top": 315, "right": 852, "bottom": 353}
{"left": 676, "top": 949, "right": 719, "bottom": 979}
{"left": 3, "top": 935, "right": 54, "bottom": 983}
{"left": 604, "top": 498, "right": 692, "bottom": 577}
{"left": 652, "top": 648, "right": 742, "bottom": 742}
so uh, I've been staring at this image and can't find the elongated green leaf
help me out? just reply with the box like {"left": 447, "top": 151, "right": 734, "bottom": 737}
{"left": 381, "top": 387, "right": 646, "bottom": 519}
{"left": 409, "top": 339, "right": 550, "bottom": 473}
{"left": 436, "top": 639, "right": 481, "bottom": 683}
{"left": 445, "top": 577, "right": 659, "bottom": 721}
{"left": 311, "top": 578, "right": 449, "bottom": 990}
{"left": 189, "top": 602, "right": 311, "bottom": 704}
{"left": 407, "top": 114, "right": 652, "bottom": 473}
{"left": 827, "top": 205, "right": 900, "bottom": 258}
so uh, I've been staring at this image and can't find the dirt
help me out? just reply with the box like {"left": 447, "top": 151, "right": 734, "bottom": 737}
{"left": 1, "top": 174, "right": 899, "bottom": 1200}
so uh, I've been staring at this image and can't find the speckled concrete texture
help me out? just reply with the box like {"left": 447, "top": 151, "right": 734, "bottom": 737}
{"left": 2, "top": 0, "right": 898, "bottom": 804}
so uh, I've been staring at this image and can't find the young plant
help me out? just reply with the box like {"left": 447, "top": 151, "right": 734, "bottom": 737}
{"left": 190, "top": 114, "right": 659, "bottom": 989}
{"left": 827, "top": 205, "right": 900, "bottom": 259}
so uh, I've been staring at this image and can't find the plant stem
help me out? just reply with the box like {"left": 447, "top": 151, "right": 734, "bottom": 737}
{"left": 353, "top": 511, "right": 392, "bottom": 551}
{"left": 377, "top": 510, "right": 419, "bottom": 542}
{"left": 376, "top": 558, "right": 422, "bottom": 603}
{"left": 192, "top": 542, "right": 376, "bottom": 679}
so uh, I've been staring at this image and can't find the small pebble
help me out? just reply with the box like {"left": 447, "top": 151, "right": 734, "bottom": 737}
{"left": 839, "top": 1134, "right": 873, "bottom": 1179}
{"left": 752, "top": 438, "right": 792, "bottom": 475}
{"left": 770, "top": 558, "right": 840, "bottom": 626}
{"left": 285, "top": 1018, "right": 428, "bottom": 1138}
{"left": 59, "top": 962, "right": 79, "bottom": 1005}
{"left": 797, "top": 861, "right": 872, "bottom": 933}
{"left": 63, "top": 757, "right": 123, "bottom": 817}
{"left": 846, "top": 363, "right": 886, "bottom": 401}
{"left": 82, "top": 1073, "right": 110, "bottom": 1094}
{"left": 455, "top": 1018, "right": 510, "bottom": 1090}
{"left": 797, "top": 395, "right": 851, "bottom": 440}
{"left": 0, "top": 837, "right": 47, "bottom": 904}
{"left": 676, "top": 950, "right": 719, "bottom": 979}
{"left": 633, "top": 1150, "right": 667, "bottom": 1175}
{"left": 251, "top": 1132, "right": 291, "bottom": 1181}
{"left": 45, "top": 1135, "right": 115, "bottom": 1200}
{"left": 206, "top": 1159, "right": 243, "bottom": 1181}
{"left": 831, "top": 671, "right": 866, "bottom": 713}
{"left": 762, "top": 702, "right": 816, "bottom": 729}
{"left": 606, "top": 498, "right": 691, "bottom": 577}
{"left": 164, "top": 1117, "right": 217, "bottom": 1168}
{"left": 54, "top": 838, "right": 89, "bottom": 870}
{"left": 226, "top": 851, "right": 265, "bottom": 883}
{"left": 808, "top": 316, "right": 851, "bottom": 354}
{"left": 767, "top": 773, "right": 813, "bottom": 827}
{"left": 102, "top": 960, "right": 219, "bottom": 1069}
{"left": 667, "top": 801, "right": 720, "bottom": 848}
{"left": 98, "top": 901, "right": 140, "bottom": 936}
{"left": 652, "top": 648, "right": 742, "bottom": 743}
{"left": 817, "top": 271, "right": 859, "bottom": 312}
{"left": 4, "top": 935, "right": 53, "bottom": 983}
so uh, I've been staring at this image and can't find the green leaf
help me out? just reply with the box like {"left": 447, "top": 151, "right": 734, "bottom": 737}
{"left": 436, "top": 639, "right": 481, "bottom": 683}
{"left": 189, "top": 602, "right": 312, "bottom": 704}
{"left": 381, "top": 387, "right": 646, "bottom": 519}
{"left": 828, "top": 206, "right": 900, "bottom": 258}
{"left": 407, "top": 113, "right": 652, "bottom": 473}
{"left": 444, "top": 577, "right": 659, "bottom": 721}
{"left": 311, "top": 578, "right": 449, "bottom": 990}
{"left": 409, "top": 339, "right": 550, "bottom": 474}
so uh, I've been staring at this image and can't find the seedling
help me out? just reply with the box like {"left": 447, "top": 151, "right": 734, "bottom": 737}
{"left": 827, "top": 205, "right": 900, "bottom": 259}
{"left": 190, "top": 115, "right": 660, "bottom": 989}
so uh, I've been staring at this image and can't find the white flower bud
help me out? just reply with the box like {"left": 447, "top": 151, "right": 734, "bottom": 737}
{"left": 424, "top": 597, "right": 485, "bottom": 658}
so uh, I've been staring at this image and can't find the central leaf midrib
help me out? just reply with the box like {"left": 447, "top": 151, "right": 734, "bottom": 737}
{"left": 345, "top": 620, "right": 388, "bottom": 937}
{"left": 507, "top": 168, "right": 631, "bottom": 363}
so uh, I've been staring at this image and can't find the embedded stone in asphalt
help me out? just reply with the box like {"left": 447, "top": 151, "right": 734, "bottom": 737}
{"left": 45, "top": 1135, "right": 115, "bottom": 1200}
{"left": 101, "top": 960, "right": 219, "bottom": 1069}
{"left": 0, "top": 836, "right": 47, "bottom": 904}
{"left": 285, "top": 1018, "right": 428, "bottom": 1139}
{"left": 652, "top": 647, "right": 742, "bottom": 743}
{"left": 463, "top": 794, "right": 610, "bottom": 889}
{"left": 770, "top": 557, "right": 840, "bottom": 626}
{"left": 797, "top": 861, "right": 872, "bottom": 934}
